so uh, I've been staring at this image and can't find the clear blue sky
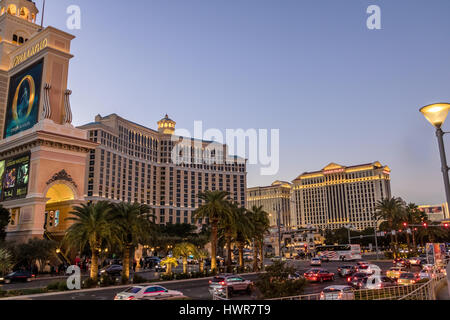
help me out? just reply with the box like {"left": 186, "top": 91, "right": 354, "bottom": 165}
{"left": 40, "top": 0, "right": 450, "bottom": 205}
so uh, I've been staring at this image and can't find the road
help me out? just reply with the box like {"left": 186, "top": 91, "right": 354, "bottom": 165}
{"left": 2, "top": 258, "right": 424, "bottom": 301}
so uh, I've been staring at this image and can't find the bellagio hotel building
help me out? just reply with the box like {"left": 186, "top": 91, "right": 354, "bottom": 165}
{"left": 78, "top": 114, "right": 247, "bottom": 226}
{"left": 291, "top": 162, "right": 391, "bottom": 231}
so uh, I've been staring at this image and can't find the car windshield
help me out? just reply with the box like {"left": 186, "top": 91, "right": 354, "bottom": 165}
{"left": 354, "top": 273, "right": 366, "bottom": 278}
{"left": 124, "top": 287, "right": 142, "bottom": 294}
{"left": 323, "top": 288, "right": 341, "bottom": 293}
{"left": 400, "top": 273, "right": 415, "bottom": 279}
{"left": 212, "top": 277, "right": 225, "bottom": 283}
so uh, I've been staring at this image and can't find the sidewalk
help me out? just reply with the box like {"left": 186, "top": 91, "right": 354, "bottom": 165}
{"left": 437, "top": 285, "right": 450, "bottom": 300}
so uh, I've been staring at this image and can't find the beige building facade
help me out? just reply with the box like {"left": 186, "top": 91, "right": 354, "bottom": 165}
{"left": 0, "top": 0, "right": 97, "bottom": 243}
{"left": 78, "top": 114, "right": 247, "bottom": 227}
{"left": 246, "top": 181, "right": 292, "bottom": 229}
{"left": 291, "top": 162, "right": 392, "bottom": 231}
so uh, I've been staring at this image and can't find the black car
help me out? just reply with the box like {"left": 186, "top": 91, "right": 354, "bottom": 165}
{"left": 145, "top": 257, "right": 166, "bottom": 272}
{"left": 0, "top": 271, "right": 33, "bottom": 284}
{"left": 347, "top": 272, "right": 369, "bottom": 288}
{"left": 99, "top": 264, "right": 123, "bottom": 277}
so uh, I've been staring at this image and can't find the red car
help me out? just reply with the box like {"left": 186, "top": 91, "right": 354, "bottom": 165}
{"left": 304, "top": 268, "right": 335, "bottom": 283}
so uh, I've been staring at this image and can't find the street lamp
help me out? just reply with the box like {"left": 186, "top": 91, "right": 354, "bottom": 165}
{"left": 420, "top": 103, "right": 450, "bottom": 209}
{"left": 345, "top": 225, "right": 354, "bottom": 245}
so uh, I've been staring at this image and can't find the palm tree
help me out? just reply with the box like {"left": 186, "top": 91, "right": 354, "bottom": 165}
{"left": 64, "top": 201, "right": 115, "bottom": 281}
{"left": 173, "top": 242, "right": 197, "bottom": 274}
{"left": 247, "top": 206, "right": 270, "bottom": 271}
{"left": 194, "top": 191, "right": 231, "bottom": 272}
{"left": 417, "top": 223, "right": 447, "bottom": 245}
{"left": 233, "top": 207, "right": 253, "bottom": 269}
{"left": 405, "top": 203, "right": 427, "bottom": 251}
{"left": 111, "top": 202, "right": 154, "bottom": 282}
{"left": 375, "top": 197, "right": 405, "bottom": 258}
{"left": 0, "top": 248, "right": 13, "bottom": 276}
{"left": 219, "top": 202, "right": 243, "bottom": 273}
{"left": 195, "top": 249, "right": 209, "bottom": 273}
{"left": 160, "top": 257, "right": 178, "bottom": 275}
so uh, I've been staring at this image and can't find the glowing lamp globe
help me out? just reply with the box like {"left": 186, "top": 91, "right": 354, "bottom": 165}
{"left": 420, "top": 103, "right": 450, "bottom": 128}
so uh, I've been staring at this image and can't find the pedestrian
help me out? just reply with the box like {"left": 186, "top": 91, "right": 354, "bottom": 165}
{"left": 140, "top": 258, "right": 144, "bottom": 270}
{"left": 133, "top": 260, "right": 137, "bottom": 272}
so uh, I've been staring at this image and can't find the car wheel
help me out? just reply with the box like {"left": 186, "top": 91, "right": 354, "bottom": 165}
{"left": 320, "top": 278, "right": 324, "bottom": 283}
{"left": 227, "top": 287, "right": 233, "bottom": 298}
{"left": 331, "top": 276, "right": 335, "bottom": 281}
{"left": 246, "top": 286, "right": 252, "bottom": 295}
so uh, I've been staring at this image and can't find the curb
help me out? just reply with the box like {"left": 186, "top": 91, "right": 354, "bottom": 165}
{"left": 0, "top": 272, "right": 261, "bottom": 300}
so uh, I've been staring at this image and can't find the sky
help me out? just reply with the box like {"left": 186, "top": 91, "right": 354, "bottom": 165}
{"left": 38, "top": 0, "right": 450, "bottom": 205}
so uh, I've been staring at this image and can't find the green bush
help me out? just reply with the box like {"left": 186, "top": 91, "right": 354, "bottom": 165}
{"left": 47, "top": 281, "right": 60, "bottom": 291}
{"left": 0, "top": 290, "right": 6, "bottom": 298}
{"left": 82, "top": 278, "right": 97, "bottom": 289}
{"left": 174, "top": 273, "right": 190, "bottom": 280}
{"left": 160, "top": 273, "right": 174, "bottom": 281}
{"left": 132, "top": 274, "right": 148, "bottom": 284}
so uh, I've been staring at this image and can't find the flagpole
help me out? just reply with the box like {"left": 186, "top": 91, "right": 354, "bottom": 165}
{"left": 41, "top": 0, "right": 46, "bottom": 28}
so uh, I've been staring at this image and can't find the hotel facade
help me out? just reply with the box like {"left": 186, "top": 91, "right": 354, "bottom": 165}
{"left": 246, "top": 181, "right": 292, "bottom": 229}
{"left": 291, "top": 162, "right": 392, "bottom": 231}
{"left": 0, "top": 0, "right": 98, "bottom": 242}
{"left": 78, "top": 114, "right": 247, "bottom": 227}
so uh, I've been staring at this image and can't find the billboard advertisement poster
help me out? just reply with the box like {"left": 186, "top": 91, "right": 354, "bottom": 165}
{"left": 4, "top": 60, "right": 43, "bottom": 138}
{"left": 2, "top": 154, "right": 30, "bottom": 201}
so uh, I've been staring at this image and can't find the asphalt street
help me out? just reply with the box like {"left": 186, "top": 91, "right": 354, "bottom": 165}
{"left": 2, "top": 258, "right": 424, "bottom": 301}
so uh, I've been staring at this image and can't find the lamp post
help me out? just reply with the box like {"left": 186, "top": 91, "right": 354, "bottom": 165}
{"left": 420, "top": 103, "right": 450, "bottom": 209}
{"left": 345, "top": 225, "right": 353, "bottom": 245}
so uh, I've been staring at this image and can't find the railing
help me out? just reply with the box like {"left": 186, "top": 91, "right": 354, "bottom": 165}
{"left": 269, "top": 273, "right": 448, "bottom": 301}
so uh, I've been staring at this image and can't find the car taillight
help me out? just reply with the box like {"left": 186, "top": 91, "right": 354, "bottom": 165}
{"left": 347, "top": 277, "right": 351, "bottom": 282}
{"left": 209, "top": 280, "right": 212, "bottom": 284}
{"left": 220, "top": 281, "right": 225, "bottom": 285}
{"left": 127, "top": 296, "right": 135, "bottom": 300}
{"left": 320, "top": 293, "right": 324, "bottom": 299}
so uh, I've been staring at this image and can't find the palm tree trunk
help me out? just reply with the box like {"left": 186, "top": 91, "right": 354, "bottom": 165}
{"left": 412, "top": 231, "right": 417, "bottom": 252}
{"left": 123, "top": 246, "right": 130, "bottom": 281}
{"left": 252, "top": 239, "right": 258, "bottom": 272}
{"left": 200, "top": 261, "right": 205, "bottom": 273}
{"left": 166, "top": 263, "right": 172, "bottom": 275}
{"left": 183, "top": 257, "right": 187, "bottom": 274}
{"left": 211, "top": 222, "right": 218, "bottom": 272}
{"left": 238, "top": 242, "right": 244, "bottom": 268}
{"left": 90, "top": 249, "right": 99, "bottom": 281}
{"left": 259, "top": 241, "right": 264, "bottom": 270}
{"left": 226, "top": 231, "right": 232, "bottom": 273}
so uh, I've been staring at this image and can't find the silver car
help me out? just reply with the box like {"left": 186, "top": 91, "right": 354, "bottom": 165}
{"left": 320, "top": 286, "right": 355, "bottom": 300}
{"left": 208, "top": 275, "right": 253, "bottom": 297}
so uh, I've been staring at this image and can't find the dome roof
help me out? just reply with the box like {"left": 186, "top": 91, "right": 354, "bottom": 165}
{"left": 157, "top": 114, "right": 176, "bottom": 134}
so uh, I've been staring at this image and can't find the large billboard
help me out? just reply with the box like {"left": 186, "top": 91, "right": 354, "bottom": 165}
{"left": 2, "top": 154, "right": 30, "bottom": 201}
{"left": 4, "top": 60, "right": 43, "bottom": 139}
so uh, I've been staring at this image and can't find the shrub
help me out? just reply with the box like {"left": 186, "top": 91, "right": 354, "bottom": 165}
{"left": 160, "top": 274, "right": 174, "bottom": 281}
{"left": 0, "top": 290, "right": 6, "bottom": 297}
{"left": 47, "top": 281, "right": 60, "bottom": 291}
{"left": 132, "top": 274, "right": 148, "bottom": 284}
{"left": 255, "top": 261, "right": 307, "bottom": 299}
{"left": 82, "top": 278, "right": 97, "bottom": 289}
{"left": 175, "top": 273, "right": 190, "bottom": 280}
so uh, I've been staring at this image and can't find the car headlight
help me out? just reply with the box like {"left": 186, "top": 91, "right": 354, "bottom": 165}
{"left": 0, "top": 277, "right": 4, "bottom": 281}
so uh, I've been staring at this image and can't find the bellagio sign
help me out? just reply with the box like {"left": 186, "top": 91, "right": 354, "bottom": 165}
{"left": 12, "top": 38, "right": 48, "bottom": 68}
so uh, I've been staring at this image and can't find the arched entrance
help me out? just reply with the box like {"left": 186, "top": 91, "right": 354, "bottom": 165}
{"left": 44, "top": 182, "right": 77, "bottom": 241}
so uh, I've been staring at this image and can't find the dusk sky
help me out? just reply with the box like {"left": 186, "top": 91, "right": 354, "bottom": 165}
{"left": 41, "top": 0, "right": 450, "bottom": 206}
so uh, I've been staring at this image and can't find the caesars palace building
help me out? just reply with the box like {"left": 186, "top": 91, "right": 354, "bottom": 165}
{"left": 0, "top": 0, "right": 247, "bottom": 243}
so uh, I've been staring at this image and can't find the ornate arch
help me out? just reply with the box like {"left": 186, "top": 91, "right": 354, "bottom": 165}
{"left": 44, "top": 170, "right": 80, "bottom": 201}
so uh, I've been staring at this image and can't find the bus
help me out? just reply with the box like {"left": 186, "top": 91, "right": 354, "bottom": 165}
{"left": 316, "top": 245, "right": 362, "bottom": 261}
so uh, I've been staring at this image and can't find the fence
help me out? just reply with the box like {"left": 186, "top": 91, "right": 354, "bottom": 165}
{"left": 269, "top": 273, "right": 448, "bottom": 301}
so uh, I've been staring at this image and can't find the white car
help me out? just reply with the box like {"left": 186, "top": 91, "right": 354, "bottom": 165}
{"left": 418, "top": 269, "right": 432, "bottom": 280}
{"left": 320, "top": 286, "right": 355, "bottom": 300}
{"left": 114, "top": 285, "right": 184, "bottom": 300}
{"left": 310, "top": 258, "right": 322, "bottom": 266}
{"left": 409, "top": 257, "right": 422, "bottom": 266}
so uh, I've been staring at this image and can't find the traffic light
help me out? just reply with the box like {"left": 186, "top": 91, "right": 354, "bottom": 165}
{"left": 403, "top": 222, "right": 408, "bottom": 228}
{"left": 423, "top": 222, "right": 428, "bottom": 228}
{"left": 444, "top": 223, "right": 449, "bottom": 229}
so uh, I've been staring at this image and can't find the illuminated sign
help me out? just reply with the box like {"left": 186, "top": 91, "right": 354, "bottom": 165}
{"left": 323, "top": 169, "right": 345, "bottom": 175}
{"left": 12, "top": 38, "right": 48, "bottom": 68}
{"left": 4, "top": 60, "right": 43, "bottom": 138}
{"left": 2, "top": 154, "right": 30, "bottom": 201}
